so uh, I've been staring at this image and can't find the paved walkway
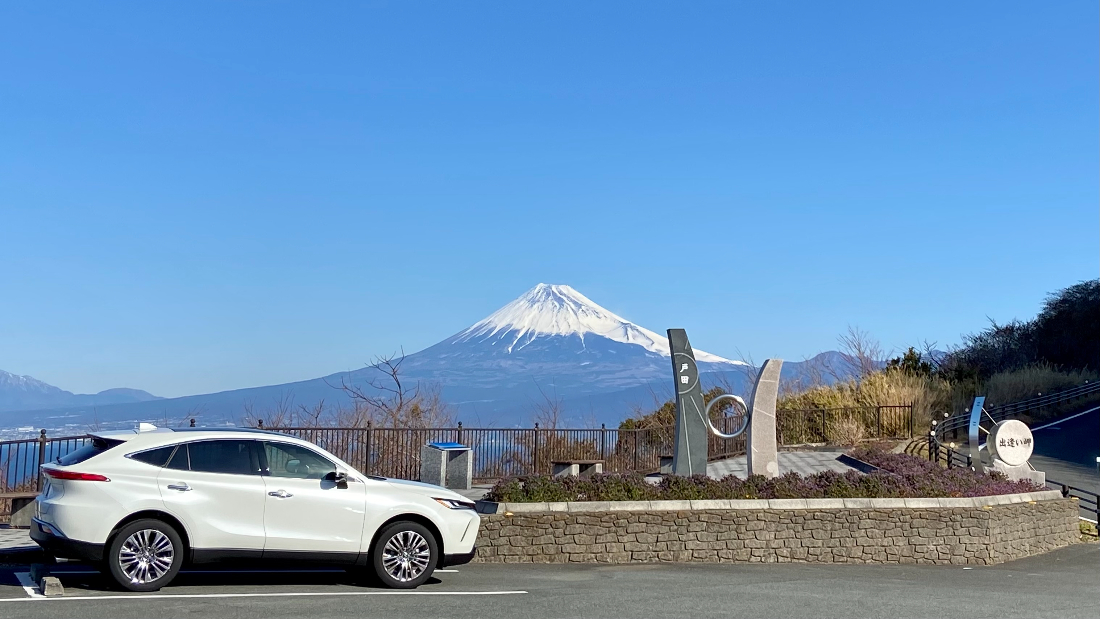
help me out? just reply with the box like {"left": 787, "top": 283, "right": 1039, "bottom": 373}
{"left": 456, "top": 484, "right": 495, "bottom": 501}
{"left": 707, "top": 450, "right": 854, "bottom": 478}
{"left": 0, "top": 527, "right": 34, "bottom": 552}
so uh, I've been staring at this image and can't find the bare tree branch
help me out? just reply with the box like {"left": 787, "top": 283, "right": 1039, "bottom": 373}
{"left": 330, "top": 350, "right": 453, "bottom": 429}
{"left": 837, "top": 325, "right": 885, "bottom": 381}
{"left": 531, "top": 380, "right": 563, "bottom": 429}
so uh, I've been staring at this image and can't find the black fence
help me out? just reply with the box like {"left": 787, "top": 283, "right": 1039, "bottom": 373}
{"left": 0, "top": 404, "right": 912, "bottom": 521}
{"left": 264, "top": 421, "right": 745, "bottom": 482}
{"left": 264, "top": 405, "right": 911, "bottom": 482}
{"left": 776, "top": 405, "right": 913, "bottom": 445}
{"left": 1, "top": 431, "right": 91, "bottom": 495}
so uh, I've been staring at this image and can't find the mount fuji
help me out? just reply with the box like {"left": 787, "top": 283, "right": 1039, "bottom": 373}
{"left": 400, "top": 283, "right": 744, "bottom": 394}
{"left": 1, "top": 284, "right": 766, "bottom": 431}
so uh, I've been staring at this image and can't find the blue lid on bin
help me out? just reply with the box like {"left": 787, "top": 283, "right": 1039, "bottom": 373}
{"left": 428, "top": 441, "right": 467, "bottom": 450}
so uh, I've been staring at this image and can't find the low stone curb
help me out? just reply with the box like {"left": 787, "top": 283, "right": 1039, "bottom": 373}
{"left": 476, "top": 489, "right": 1062, "bottom": 514}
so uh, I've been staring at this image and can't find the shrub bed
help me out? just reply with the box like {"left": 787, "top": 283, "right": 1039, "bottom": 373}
{"left": 486, "top": 445, "right": 1040, "bottom": 503}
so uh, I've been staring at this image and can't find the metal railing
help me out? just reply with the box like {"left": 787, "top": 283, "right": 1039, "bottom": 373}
{"left": 925, "top": 381, "right": 1100, "bottom": 522}
{"left": 936, "top": 381, "right": 1100, "bottom": 438}
{"left": 264, "top": 419, "right": 748, "bottom": 482}
{"left": 1050, "top": 482, "right": 1100, "bottom": 523}
{"left": 938, "top": 447, "right": 1098, "bottom": 522}
{"left": 263, "top": 405, "right": 911, "bottom": 481}
{"left": 777, "top": 405, "right": 914, "bottom": 445}
{"left": 0, "top": 404, "right": 911, "bottom": 520}
{"left": 1, "top": 431, "right": 91, "bottom": 495}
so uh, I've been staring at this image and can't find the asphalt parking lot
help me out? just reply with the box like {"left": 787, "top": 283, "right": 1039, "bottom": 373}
{"left": 0, "top": 543, "right": 1097, "bottom": 619}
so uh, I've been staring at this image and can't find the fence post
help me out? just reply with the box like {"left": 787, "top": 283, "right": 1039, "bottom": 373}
{"left": 876, "top": 407, "right": 882, "bottom": 438}
{"left": 633, "top": 430, "right": 639, "bottom": 471}
{"left": 533, "top": 423, "right": 540, "bottom": 476}
{"left": 365, "top": 421, "right": 372, "bottom": 476}
{"left": 36, "top": 429, "right": 48, "bottom": 492}
{"left": 600, "top": 424, "right": 606, "bottom": 462}
{"left": 909, "top": 404, "right": 915, "bottom": 439}
{"left": 457, "top": 421, "right": 463, "bottom": 446}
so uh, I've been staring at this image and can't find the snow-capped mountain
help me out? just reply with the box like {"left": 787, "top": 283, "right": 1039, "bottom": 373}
{"left": 452, "top": 284, "right": 736, "bottom": 363}
{"left": 0, "top": 283, "right": 786, "bottom": 430}
{"left": 398, "top": 284, "right": 743, "bottom": 396}
{"left": 0, "top": 369, "right": 161, "bottom": 413}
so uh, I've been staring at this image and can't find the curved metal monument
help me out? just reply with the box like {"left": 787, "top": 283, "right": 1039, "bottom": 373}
{"left": 667, "top": 329, "right": 783, "bottom": 478}
{"left": 963, "top": 396, "right": 1044, "bottom": 484}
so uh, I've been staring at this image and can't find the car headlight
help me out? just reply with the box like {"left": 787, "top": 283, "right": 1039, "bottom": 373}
{"left": 434, "top": 497, "right": 476, "bottom": 510}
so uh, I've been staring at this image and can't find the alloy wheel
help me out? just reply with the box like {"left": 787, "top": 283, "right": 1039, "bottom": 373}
{"left": 381, "top": 530, "right": 431, "bottom": 583}
{"left": 118, "top": 528, "right": 175, "bottom": 584}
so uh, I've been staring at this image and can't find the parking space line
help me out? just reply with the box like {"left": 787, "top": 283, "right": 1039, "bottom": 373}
{"left": 47, "top": 569, "right": 347, "bottom": 576}
{"left": 13, "top": 573, "right": 43, "bottom": 599}
{"left": 0, "top": 590, "right": 527, "bottom": 603}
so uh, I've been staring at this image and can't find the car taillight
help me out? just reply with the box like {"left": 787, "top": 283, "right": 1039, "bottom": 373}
{"left": 42, "top": 468, "right": 110, "bottom": 482}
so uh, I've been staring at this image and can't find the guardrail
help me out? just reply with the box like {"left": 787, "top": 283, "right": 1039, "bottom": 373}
{"left": 925, "top": 380, "right": 1100, "bottom": 522}
{"left": 935, "top": 381, "right": 1100, "bottom": 439}
{"left": 939, "top": 446, "right": 1098, "bottom": 522}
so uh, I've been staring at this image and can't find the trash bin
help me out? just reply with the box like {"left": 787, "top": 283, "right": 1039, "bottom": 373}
{"left": 420, "top": 442, "right": 473, "bottom": 490}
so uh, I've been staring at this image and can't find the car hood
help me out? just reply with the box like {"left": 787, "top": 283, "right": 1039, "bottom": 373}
{"left": 383, "top": 477, "right": 470, "bottom": 502}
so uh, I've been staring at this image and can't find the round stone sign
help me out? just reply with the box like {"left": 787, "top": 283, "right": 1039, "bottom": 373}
{"left": 987, "top": 419, "right": 1034, "bottom": 466}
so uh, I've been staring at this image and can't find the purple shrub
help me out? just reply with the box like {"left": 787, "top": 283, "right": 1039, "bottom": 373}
{"left": 486, "top": 444, "right": 1042, "bottom": 503}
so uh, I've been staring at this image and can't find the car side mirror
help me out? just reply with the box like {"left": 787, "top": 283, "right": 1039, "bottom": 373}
{"left": 324, "top": 470, "right": 349, "bottom": 489}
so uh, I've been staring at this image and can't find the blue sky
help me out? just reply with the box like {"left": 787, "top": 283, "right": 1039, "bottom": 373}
{"left": 1, "top": 1, "right": 1097, "bottom": 398}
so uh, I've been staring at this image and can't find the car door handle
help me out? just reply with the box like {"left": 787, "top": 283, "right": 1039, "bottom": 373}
{"left": 268, "top": 490, "right": 293, "bottom": 499}
{"left": 166, "top": 483, "right": 191, "bottom": 492}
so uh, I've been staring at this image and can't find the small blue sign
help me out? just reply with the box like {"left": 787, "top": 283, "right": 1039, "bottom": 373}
{"left": 428, "top": 442, "right": 467, "bottom": 450}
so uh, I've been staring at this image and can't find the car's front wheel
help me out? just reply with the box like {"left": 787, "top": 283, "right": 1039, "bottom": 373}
{"left": 106, "top": 519, "right": 184, "bottom": 592}
{"left": 372, "top": 521, "right": 438, "bottom": 589}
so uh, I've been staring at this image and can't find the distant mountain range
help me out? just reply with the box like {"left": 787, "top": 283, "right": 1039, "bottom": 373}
{"left": 0, "top": 284, "right": 863, "bottom": 434}
{"left": 0, "top": 369, "right": 161, "bottom": 413}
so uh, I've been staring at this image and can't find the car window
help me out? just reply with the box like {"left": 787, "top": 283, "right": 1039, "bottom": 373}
{"left": 56, "top": 437, "right": 124, "bottom": 466}
{"left": 263, "top": 442, "right": 336, "bottom": 479}
{"left": 129, "top": 445, "right": 176, "bottom": 467}
{"left": 186, "top": 440, "right": 261, "bottom": 475}
{"left": 165, "top": 443, "right": 189, "bottom": 470}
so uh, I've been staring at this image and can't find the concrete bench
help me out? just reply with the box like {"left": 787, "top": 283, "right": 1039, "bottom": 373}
{"left": 551, "top": 460, "right": 604, "bottom": 478}
{"left": 1, "top": 492, "right": 38, "bottom": 528}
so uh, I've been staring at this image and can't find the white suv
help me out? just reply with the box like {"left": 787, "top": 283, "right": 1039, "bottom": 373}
{"left": 31, "top": 426, "right": 481, "bottom": 591}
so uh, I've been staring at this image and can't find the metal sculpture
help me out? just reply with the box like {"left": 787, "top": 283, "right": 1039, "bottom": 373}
{"left": 667, "top": 329, "right": 783, "bottom": 478}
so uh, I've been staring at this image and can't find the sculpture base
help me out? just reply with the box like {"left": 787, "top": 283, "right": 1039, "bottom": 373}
{"left": 992, "top": 458, "right": 1045, "bottom": 486}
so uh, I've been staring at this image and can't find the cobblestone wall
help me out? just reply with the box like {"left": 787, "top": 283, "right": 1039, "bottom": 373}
{"left": 473, "top": 498, "right": 1079, "bottom": 565}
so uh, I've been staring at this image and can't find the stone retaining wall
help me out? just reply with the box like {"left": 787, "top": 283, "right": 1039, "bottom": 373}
{"left": 472, "top": 491, "right": 1079, "bottom": 565}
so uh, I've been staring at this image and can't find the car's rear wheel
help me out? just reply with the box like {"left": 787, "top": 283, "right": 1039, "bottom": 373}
{"left": 106, "top": 519, "right": 184, "bottom": 592}
{"left": 371, "top": 521, "right": 437, "bottom": 589}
